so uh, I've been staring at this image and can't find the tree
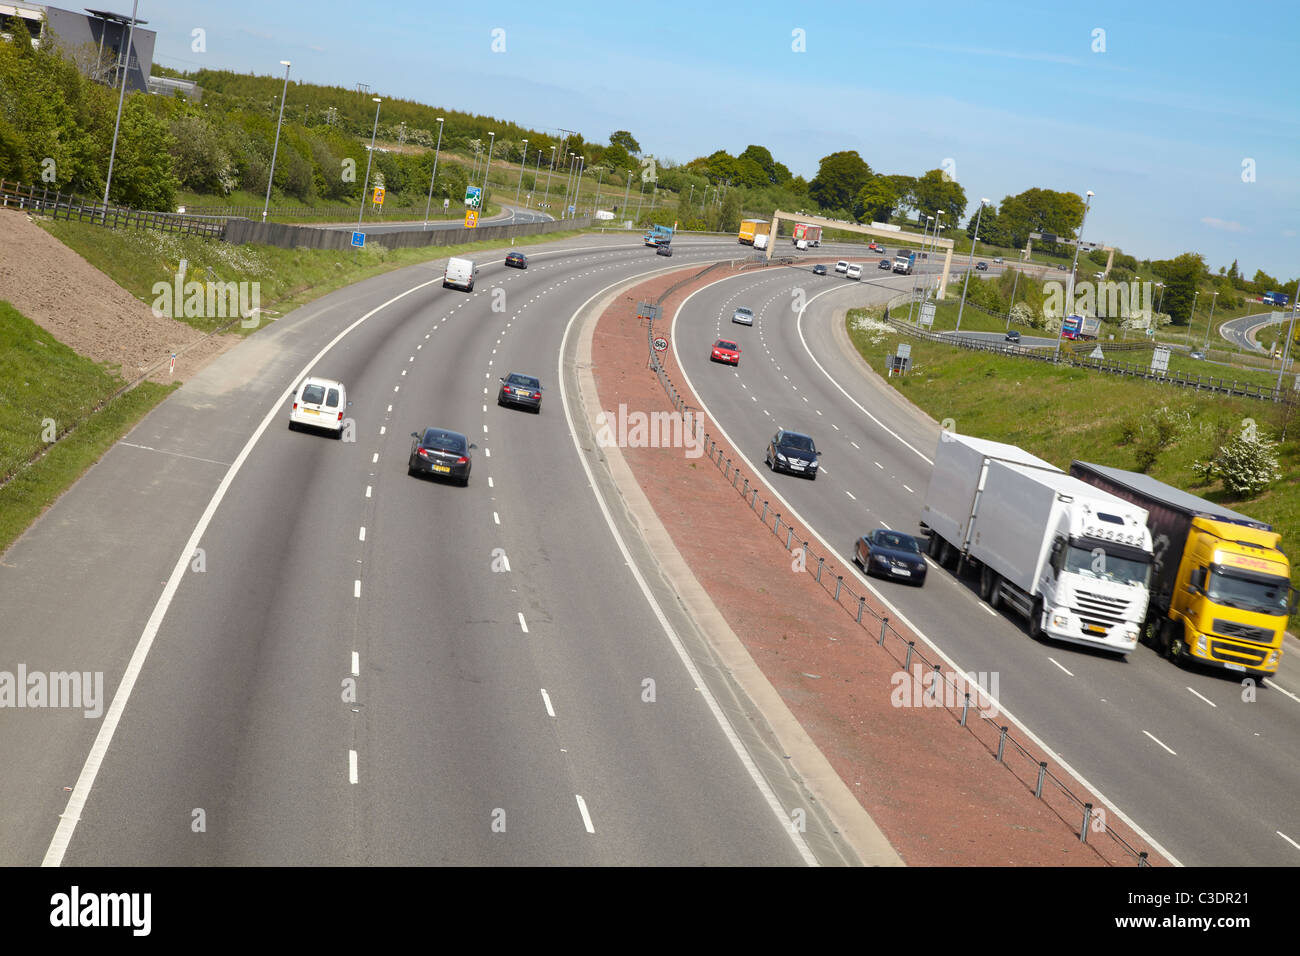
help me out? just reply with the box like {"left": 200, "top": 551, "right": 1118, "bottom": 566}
{"left": 883, "top": 174, "right": 917, "bottom": 216}
{"left": 109, "top": 98, "right": 179, "bottom": 209}
{"left": 718, "top": 188, "right": 743, "bottom": 233}
{"left": 996, "top": 187, "right": 1086, "bottom": 248}
{"left": 912, "top": 169, "right": 967, "bottom": 224}
{"left": 808, "top": 150, "right": 872, "bottom": 212}
{"left": 1160, "top": 253, "right": 1207, "bottom": 325}
{"left": 609, "top": 130, "right": 640, "bottom": 153}
{"left": 854, "top": 176, "right": 896, "bottom": 223}
{"left": 602, "top": 141, "right": 633, "bottom": 172}
{"left": 734, "top": 155, "right": 768, "bottom": 188}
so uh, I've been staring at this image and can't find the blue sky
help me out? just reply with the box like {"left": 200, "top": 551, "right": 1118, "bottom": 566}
{"left": 145, "top": 0, "right": 1300, "bottom": 279}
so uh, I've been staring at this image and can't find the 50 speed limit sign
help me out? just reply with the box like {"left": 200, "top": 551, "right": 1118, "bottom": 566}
{"left": 652, "top": 336, "right": 669, "bottom": 352}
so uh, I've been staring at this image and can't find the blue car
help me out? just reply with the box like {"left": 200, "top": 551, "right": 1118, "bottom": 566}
{"left": 854, "top": 530, "right": 927, "bottom": 585}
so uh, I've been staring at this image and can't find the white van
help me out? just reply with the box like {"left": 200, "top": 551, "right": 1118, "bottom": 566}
{"left": 795, "top": 239, "right": 808, "bottom": 251}
{"left": 443, "top": 257, "right": 477, "bottom": 292}
{"left": 288, "top": 376, "right": 347, "bottom": 437}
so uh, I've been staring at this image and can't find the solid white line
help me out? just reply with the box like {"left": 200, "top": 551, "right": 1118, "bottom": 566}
{"left": 349, "top": 750, "right": 358, "bottom": 785}
{"left": 1047, "top": 656, "right": 1074, "bottom": 676}
{"left": 41, "top": 275, "right": 440, "bottom": 867}
{"left": 1263, "top": 677, "right": 1300, "bottom": 704}
{"left": 351, "top": 652, "right": 359, "bottom": 676}
{"left": 541, "top": 689, "right": 555, "bottom": 717}
{"left": 980, "top": 602, "right": 997, "bottom": 617}
{"left": 669, "top": 271, "right": 1183, "bottom": 868}
{"left": 358, "top": 527, "right": 366, "bottom": 541}
{"left": 1279, "top": 831, "right": 1300, "bottom": 851}
{"left": 1186, "top": 686, "right": 1217, "bottom": 708}
{"left": 559, "top": 279, "right": 819, "bottom": 866}
{"left": 518, "top": 612, "right": 528, "bottom": 633}
{"left": 574, "top": 794, "right": 595, "bottom": 833}
{"left": 1142, "top": 730, "right": 1177, "bottom": 755}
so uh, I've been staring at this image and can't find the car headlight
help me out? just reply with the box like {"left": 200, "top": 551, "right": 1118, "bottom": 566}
{"left": 776, "top": 452, "right": 787, "bottom": 462}
{"left": 873, "top": 554, "right": 888, "bottom": 563}
{"left": 1052, "top": 613, "right": 1070, "bottom": 628}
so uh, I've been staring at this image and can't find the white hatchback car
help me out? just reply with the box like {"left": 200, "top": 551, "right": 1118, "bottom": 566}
{"left": 288, "top": 376, "right": 347, "bottom": 437}
{"left": 835, "top": 260, "right": 849, "bottom": 274}
{"left": 845, "top": 263, "right": 863, "bottom": 280}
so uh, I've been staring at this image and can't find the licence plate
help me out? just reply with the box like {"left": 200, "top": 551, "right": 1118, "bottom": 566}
{"left": 516, "top": 389, "right": 530, "bottom": 396}
{"left": 1085, "top": 625, "right": 1106, "bottom": 635}
{"left": 1223, "top": 662, "right": 1246, "bottom": 672}
{"left": 303, "top": 408, "right": 318, "bottom": 415}
{"left": 890, "top": 568, "right": 912, "bottom": 577}
{"left": 433, "top": 465, "right": 451, "bottom": 474}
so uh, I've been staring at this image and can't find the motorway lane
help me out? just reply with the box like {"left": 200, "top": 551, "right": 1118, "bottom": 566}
{"left": 673, "top": 265, "right": 1300, "bottom": 866}
{"left": 1220, "top": 310, "right": 1294, "bottom": 354}
{"left": 39, "top": 237, "right": 821, "bottom": 865}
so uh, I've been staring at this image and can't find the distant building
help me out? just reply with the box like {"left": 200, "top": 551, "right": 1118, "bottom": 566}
{"left": 0, "top": 3, "right": 156, "bottom": 92}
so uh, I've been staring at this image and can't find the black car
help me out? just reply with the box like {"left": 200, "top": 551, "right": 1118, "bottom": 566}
{"left": 656, "top": 243, "right": 673, "bottom": 257}
{"left": 505, "top": 251, "right": 528, "bottom": 269}
{"left": 498, "top": 372, "right": 542, "bottom": 412}
{"left": 408, "top": 427, "right": 475, "bottom": 485}
{"left": 854, "top": 529, "right": 927, "bottom": 585}
{"left": 812, "top": 263, "right": 828, "bottom": 276}
{"left": 1005, "top": 329, "right": 1021, "bottom": 343}
{"left": 877, "top": 259, "right": 891, "bottom": 270}
{"left": 765, "top": 429, "right": 819, "bottom": 479}
{"left": 976, "top": 261, "right": 988, "bottom": 271}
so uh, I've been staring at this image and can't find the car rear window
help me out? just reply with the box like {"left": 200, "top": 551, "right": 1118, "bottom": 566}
{"left": 507, "top": 374, "right": 539, "bottom": 389}
{"left": 424, "top": 429, "right": 466, "bottom": 452}
{"left": 326, "top": 388, "right": 340, "bottom": 408}
{"left": 301, "top": 384, "right": 325, "bottom": 405}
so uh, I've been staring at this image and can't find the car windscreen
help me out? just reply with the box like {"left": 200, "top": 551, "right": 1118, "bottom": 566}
{"left": 423, "top": 430, "right": 466, "bottom": 452}
{"left": 877, "top": 532, "right": 919, "bottom": 552}
{"left": 781, "top": 434, "right": 814, "bottom": 452}
{"left": 301, "top": 384, "right": 326, "bottom": 404}
{"left": 507, "top": 374, "right": 539, "bottom": 389}
{"left": 717, "top": 342, "right": 737, "bottom": 350}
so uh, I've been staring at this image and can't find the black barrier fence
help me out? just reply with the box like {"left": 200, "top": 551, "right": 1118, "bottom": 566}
{"left": 2, "top": 179, "right": 226, "bottom": 238}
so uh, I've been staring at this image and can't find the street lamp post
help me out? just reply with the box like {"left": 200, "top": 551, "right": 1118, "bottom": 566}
{"left": 423, "top": 117, "right": 445, "bottom": 229}
{"left": 907, "top": 215, "right": 933, "bottom": 324}
{"left": 544, "top": 146, "right": 556, "bottom": 211}
{"left": 621, "top": 167, "right": 632, "bottom": 218}
{"left": 1156, "top": 282, "right": 1165, "bottom": 315}
{"left": 262, "top": 60, "right": 292, "bottom": 222}
{"left": 102, "top": 0, "right": 140, "bottom": 213}
{"left": 515, "top": 139, "right": 528, "bottom": 207}
{"left": 956, "top": 198, "right": 991, "bottom": 333}
{"left": 356, "top": 96, "right": 382, "bottom": 230}
{"left": 572, "top": 156, "right": 586, "bottom": 216}
{"left": 532, "top": 147, "right": 543, "bottom": 208}
{"left": 1189, "top": 290, "right": 1199, "bottom": 347}
{"left": 481, "top": 131, "right": 494, "bottom": 199}
{"left": 1053, "top": 190, "right": 1094, "bottom": 359}
{"left": 1007, "top": 267, "right": 1021, "bottom": 331}
{"left": 1203, "top": 290, "right": 1219, "bottom": 349}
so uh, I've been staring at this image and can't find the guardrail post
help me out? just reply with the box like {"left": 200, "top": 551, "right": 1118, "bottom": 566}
{"left": 904, "top": 640, "right": 915, "bottom": 670}
{"left": 724, "top": 457, "right": 731, "bottom": 479}
{"left": 815, "top": 555, "right": 823, "bottom": 582}
{"left": 786, "top": 527, "right": 794, "bottom": 550}
{"left": 879, "top": 616, "right": 888, "bottom": 645}
{"left": 960, "top": 692, "right": 971, "bottom": 726}
{"left": 774, "top": 514, "right": 781, "bottom": 536}
{"left": 857, "top": 596, "right": 865, "bottom": 623}
{"left": 834, "top": 575, "right": 843, "bottom": 601}
{"left": 928, "top": 663, "right": 940, "bottom": 699}
{"left": 1035, "top": 761, "right": 1047, "bottom": 797}
{"left": 742, "top": 477, "right": 749, "bottom": 496}
{"left": 1080, "top": 803, "right": 1093, "bottom": 843}
{"left": 762, "top": 501, "right": 768, "bottom": 522}
{"left": 996, "top": 726, "right": 1008, "bottom": 763}
{"left": 1138, "top": 852, "right": 1149, "bottom": 867}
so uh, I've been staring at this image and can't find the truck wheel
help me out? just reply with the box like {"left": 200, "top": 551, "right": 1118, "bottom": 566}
{"left": 927, "top": 533, "right": 942, "bottom": 558}
{"left": 1029, "top": 598, "right": 1045, "bottom": 640}
{"left": 989, "top": 577, "right": 1002, "bottom": 611}
{"left": 979, "top": 565, "right": 994, "bottom": 601}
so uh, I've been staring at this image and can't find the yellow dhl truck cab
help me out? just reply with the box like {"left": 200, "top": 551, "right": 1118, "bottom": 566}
{"left": 1071, "top": 462, "right": 1294, "bottom": 676}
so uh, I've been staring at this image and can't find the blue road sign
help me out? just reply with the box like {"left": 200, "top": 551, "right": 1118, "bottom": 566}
{"left": 351, "top": 232, "right": 365, "bottom": 248}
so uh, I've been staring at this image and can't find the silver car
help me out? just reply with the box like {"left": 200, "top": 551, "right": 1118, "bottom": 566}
{"left": 732, "top": 306, "right": 754, "bottom": 326}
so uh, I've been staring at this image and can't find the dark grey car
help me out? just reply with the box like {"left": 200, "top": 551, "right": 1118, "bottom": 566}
{"left": 765, "top": 429, "right": 819, "bottom": 479}
{"left": 498, "top": 372, "right": 542, "bottom": 412}
{"left": 408, "top": 427, "right": 476, "bottom": 486}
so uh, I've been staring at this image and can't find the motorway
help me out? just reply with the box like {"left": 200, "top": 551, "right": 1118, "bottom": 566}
{"left": 0, "top": 235, "right": 871, "bottom": 866}
{"left": 327, "top": 203, "right": 553, "bottom": 235}
{"left": 671, "top": 261, "right": 1300, "bottom": 867}
{"left": 1220, "top": 309, "right": 1296, "bottom": 354}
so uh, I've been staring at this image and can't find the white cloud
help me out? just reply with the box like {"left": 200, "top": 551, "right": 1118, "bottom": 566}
{"left": 1200, "top": 217, "right": 1246, "bottom": 233}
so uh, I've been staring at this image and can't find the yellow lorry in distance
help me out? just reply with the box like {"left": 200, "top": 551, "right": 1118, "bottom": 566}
{"left": 738, "top": 219, "right": 768, "bottom": 245}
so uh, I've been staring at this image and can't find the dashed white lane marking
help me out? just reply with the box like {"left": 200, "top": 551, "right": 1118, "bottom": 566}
{"left": 1187, "top": 687, "right": 1217, "bottom": 708}
{"left": 401, "top": 369, "right": 407, "bottom": 376}
{"left": 493, "top": 512, "right": 500, "bottom": 525}
{"left": 387, "top": 405, "right": 392, "bottom": 413}
{"left": 483, "top": 404, "right": 487, "bottom": 412}
{"left": 379, "top": 426, "right": 386, "bottom": 435}
{"left": 353, "top": 580, "right": 361, "bottom": 598}
{"left": 1047, "top": 656, "right": 1074, "bottom": 676}
{"left": 831, "top": 424, "right": 839, "bottom": 430}
{"left": 1279, "top": 831, "right": 1300, "bottom": 851}
{"left": 541, "top": 689, "right": 555, "bottom": 717}
{"left": 518, "top": 612, "right": 529, "bottom": 633}
{"left": 874, "top": 461, "right": 883, "bottom": 469}
{"left": 408, "top": 356, "right": 414, "bottom": 362}
{"left": 483, "top": 425, "right": 489, "bottom": 434}
{"left": 485, "top": 448, "right": 491, "bottom": 457}
{"left": 488, "top": 476, "right": 494, "bottom": 488}
{"left": 371, "top": 453, "right": 379, "bottom": 464}
{"left": 903, "top": 484, "right": 914, "bottom": 493}
{"left": 349, "top": 750, "right": 358, "bottom": 785}
{"left": 575, "top": 795, "right": 595, "bottom": 833}
{"left": 351, "top": 652, "right": 359, "bottom": 676}
{"left": 1143, "top": 730, "right": 1177, "bottom": 756}
{"left": 358, "top": 527, "right": 366, "bottom": 541}
{"left": 394, "top": 385, "right": 399, "bottom": 392}
{"left": 845, "top": 491, "right": 856, "bottom": 500}
{"left": 365, "top": 485, "right": 372, "bottom": 498}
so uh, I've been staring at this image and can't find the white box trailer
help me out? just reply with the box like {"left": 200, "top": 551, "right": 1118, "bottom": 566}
{"left": 921, "top": 433, "right": 1154, "bottom": 655}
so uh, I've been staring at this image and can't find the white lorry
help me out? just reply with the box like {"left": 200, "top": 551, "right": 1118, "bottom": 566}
{"left": 920, "top": 433, "right": 1154, "bottom": 655}
{"left": 443, "top": 257, "right": 477, "bottom": 291}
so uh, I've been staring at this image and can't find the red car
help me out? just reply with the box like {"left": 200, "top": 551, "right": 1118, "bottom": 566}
{"left": 711, "top": 339, "right": 741, "bottom": 365}
{"left": 868, "top": 242, "right": 882, "bottom": 251}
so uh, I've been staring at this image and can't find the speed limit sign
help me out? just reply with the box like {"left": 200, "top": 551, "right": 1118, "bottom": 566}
{"left": 652, "top": 336, "right": 669, "bottom": 352}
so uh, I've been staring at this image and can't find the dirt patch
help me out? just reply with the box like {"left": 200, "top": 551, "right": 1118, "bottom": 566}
{"left": 589, "top": 264, "right": 1169, "bottom": 867}
{"left": 0, "top": 209, "right": 238, "bottom": 384}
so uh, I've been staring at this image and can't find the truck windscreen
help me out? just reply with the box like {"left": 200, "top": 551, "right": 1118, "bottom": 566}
{"left": 1207, "top": 567, "right": 1290, "bottom": 615}
{"left": 1064, "top": 544, "right": 1152, "bottom": 587}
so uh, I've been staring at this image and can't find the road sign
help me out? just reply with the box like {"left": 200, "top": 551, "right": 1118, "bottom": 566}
{"left": 351, "top": 232, "right": 365, "bottom": 248}
{"left": 652, "top": 336, "right": 669, "bottom": 352}
{"left": 372, "top": 186, "right": 385, "bottom": 205}
{"left": 464, "top": 210, "right": 478, "bottom": 229}
{"left": 465, "top": 186, "right": 482, "bottom": 209}
{"left": 442, "top": 198, "right": 450, "bottom": 211}
{"left": 1089, "top": 345, "right": 1104, "bottom": 359}
{"left": 1150, "top": 346, "right": 1171, "bottom": 373}
{"left": 568, "top": 205, "right": 575, "bottom": 214}
{"left": 896, "top": 343, "right": 912, "bottom": 360}
{"left": 918, "top": 303, "right": 935, "bottom": 328}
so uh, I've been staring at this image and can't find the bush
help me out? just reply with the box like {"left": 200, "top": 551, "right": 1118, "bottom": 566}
{"left": 1192, "top": 427, "right": 1282, "bottom": 497}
